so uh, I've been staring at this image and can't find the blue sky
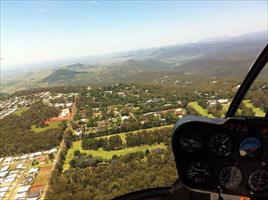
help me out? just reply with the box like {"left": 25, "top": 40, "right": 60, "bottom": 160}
{"left": 1, "top": 0, "right": 267, "bottom": 69}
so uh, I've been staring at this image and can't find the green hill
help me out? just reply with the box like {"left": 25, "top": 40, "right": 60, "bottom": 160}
{"left": 42, "top": 69, "right": 86, "bottom": 82}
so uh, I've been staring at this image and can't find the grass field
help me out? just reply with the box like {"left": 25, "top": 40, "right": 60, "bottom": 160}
{"left": 188, "top": 101, "right": 214, "bottom": 118}
{"left": 220, "top": 103, "right": 231, "bottom": 117}
{"left": 31, "top": 121, "right": 62, "bottom": 133}
{"left": 64, "top": 140, "right": 167, "bottom": 170}
{"left": 96, "top": 124, "right": 173, "bottom": 142}
{"left": 243, "top": 100, "right": 265, "bottom": 116}
{"left": 14, "top": 107, "right": 29, "bottom": 116}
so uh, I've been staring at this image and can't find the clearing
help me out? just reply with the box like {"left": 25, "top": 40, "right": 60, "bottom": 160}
{"left": 64, "top": 140, "right": 167, "bottom": 170}
{"left": 188, "top": 101, "right": 214, "bottom": 118}
{"left": 31, "top": 121, "right": 62, "bottom": 133}
{"left": 243, "top": 100, "right": 265, "bottom": 116}
{"left": 96, "top": 124, "right": 173, "bottom": 142}
{"left": 14, "top": 107, "right": 29, "bottom": 116}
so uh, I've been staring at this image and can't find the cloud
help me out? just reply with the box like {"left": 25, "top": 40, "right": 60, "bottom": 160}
{"left": 90, "top": 1, "right": 99, "bottom": 6}
{"left": 26, "top": 0, "right": 51, "bottom": 12}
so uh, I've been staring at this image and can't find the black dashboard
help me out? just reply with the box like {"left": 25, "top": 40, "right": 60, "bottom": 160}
{"left": 172, "top": 116, "right": 268, "bottom": 199}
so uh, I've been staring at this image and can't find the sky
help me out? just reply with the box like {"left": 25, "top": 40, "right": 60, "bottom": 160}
{"left": 0, "top": 0, "right": 267, "bottom": 70}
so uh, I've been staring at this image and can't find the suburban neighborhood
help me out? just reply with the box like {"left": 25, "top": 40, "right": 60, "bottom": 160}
{"left": 0, "top": 148, "right": 57, "bottom": 200}
{"left": 0, "top": 83, "right": 265, "bottom": 200}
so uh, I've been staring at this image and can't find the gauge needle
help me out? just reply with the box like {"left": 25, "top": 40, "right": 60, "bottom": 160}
{"left": 222, "top": 137, "right": 229, "bottom": 144}
{"left": 189, "top": 172, "right": 198, "bottom": 175}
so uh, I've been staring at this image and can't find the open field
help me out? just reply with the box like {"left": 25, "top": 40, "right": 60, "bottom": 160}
{"left": 188, "top": 101, "right": 214, "bottom": 118}
{"left": 31, "top": 121, "right": 62, "bottom": 133}
{"left": 64, "top": 124, "right": 173, "bottom": 170}
{"left": 96, "top": 124, "right": 173, "bottom": 142}
{"left": 14, "top": 107, "right": 29, "bottom": 116}
{"left": 243, "top": 100, "right": 265, "bottom": 116}
{"left": 64, "top": 139, "right": 167, "bottom": 170}
{"left": 220, "top": 103, "right": 231, "bottom": 117}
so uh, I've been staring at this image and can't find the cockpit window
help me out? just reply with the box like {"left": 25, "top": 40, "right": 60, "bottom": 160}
{"left": 1, "top": 1, "right": 267, "bottom": 199}
{"left": 236, "top": 62, "right": 268, "bottom": 117}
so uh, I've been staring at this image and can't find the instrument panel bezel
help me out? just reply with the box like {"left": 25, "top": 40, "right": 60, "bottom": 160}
{"left": 172, "top": 116, "right": 268, "bottom": 198}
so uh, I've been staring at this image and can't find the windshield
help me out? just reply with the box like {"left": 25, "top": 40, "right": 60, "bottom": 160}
{"left": 0, "top": 1, "right": 267, "bottom": 200}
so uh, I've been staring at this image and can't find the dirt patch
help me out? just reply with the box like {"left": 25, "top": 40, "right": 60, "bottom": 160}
{"left": 30, "top": 185, "right": 44, "bottom": 192}
{"left": 40, "top": 165, "right": 52, "bottom": 173}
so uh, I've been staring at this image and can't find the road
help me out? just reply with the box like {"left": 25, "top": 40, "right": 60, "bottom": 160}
{"left": 7, "top": 160, "right": 32, "bottom": 200}
{"left": 41, "top": 101, "right": 76, "bottom": 200}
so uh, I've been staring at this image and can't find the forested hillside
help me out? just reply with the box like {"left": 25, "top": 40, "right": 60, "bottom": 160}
{"left": 46, "top": 127, "right": 177, "bottom": 200}
{"left": 0, "top": 102, "right": 64, "bottom": 156}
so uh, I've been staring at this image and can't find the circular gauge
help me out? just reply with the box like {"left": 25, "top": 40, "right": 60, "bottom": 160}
{"left": 179, "top": 137, "right": 203, "bottom": 152}
{"left": 218, "top": 166, "right": 243, "bottom": 191}
{"left": 186, "top": 162, "right": 211, "bottom": 184}
{"left": 208, "top": 133, "right": 233, "bottom": 157}
{"left": 249, "top": 169, "right": 268, "bottom": 192}
{"left": 239, "top": 137, "right": 262, "bottom": 158}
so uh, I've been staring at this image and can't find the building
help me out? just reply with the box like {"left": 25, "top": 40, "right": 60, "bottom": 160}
{"left": 93, "top": 111, "right": 102, "bottom": 118}
{"left": 66, "top": 102, "right": 73, "bottom": 107}
{"left": 28, "top": 168, "right": 39, "bottom": 174}
{"left": 36, "top": 156, "right": 47, "bottom": 165}
{"left": 0, "top": 166, "right": 9, "bottom": 172}
{"left": 17, "top": 185, "right": 30, "bottom": 193}
{"left": 174, "top": 108, "right": 184, "bottom": 115}
{"left": 121, "top": 116, "right": 129, "bottom": 121}
{"left": 117, "top": 92, "right": 126, "bottom": 97}
{"left": 3, "top": 157, "right": 13, "bottom": 163}
{"left": 217, "top": 99, "right": 229, "bottom": 104}
{"left": 233, "top": 84, "right": 241, "bottom": 91}
{"left": 104, "top": 91, "right": 113, "bottom": 95}
{"left": 48, "top": 148, "right": 57, "bottom": 154}
{"left": 60, "top": 108, "right": 70, "bottom": 118}
{"left": 27, "top": 190, "right": 41, "bottom": 200}
{"left": 0, "top": 171, "right": 8, "bottom": 178}
{"left": 74, "top": 129, "right": 82, "bottom": 136}
{"left": 14, "top": 192, "right": 26, "bottom": 200}
{"left": 207, "top": 100, "right": 217, "bottom": 107}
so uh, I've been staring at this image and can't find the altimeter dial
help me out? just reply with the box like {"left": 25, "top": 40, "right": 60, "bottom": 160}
{"left": 186, "top": 162, "right": 211, "bottom": 184}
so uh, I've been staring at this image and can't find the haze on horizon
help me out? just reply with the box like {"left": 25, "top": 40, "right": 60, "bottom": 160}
{"left": 1, "top": 0, "right": 267, "bottom": 70}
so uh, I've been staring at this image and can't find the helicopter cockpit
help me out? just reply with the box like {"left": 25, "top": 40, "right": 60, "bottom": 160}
{"left": 113, "top": 45, "right": 268, "bottom": 200}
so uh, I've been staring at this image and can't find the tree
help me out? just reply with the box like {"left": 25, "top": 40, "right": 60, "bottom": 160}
{"left": 69, "top": 159, "right": 76, "bottom": 168}
{"left": 82, "top": 138, "right": 98, "bottom": 150}
{"left": 49, "top": 153, "right": 55, "bottom": 160}
{"left": 108, "top": 135, "right": 123, "bottom": 150}
{"left": 74, "top": 150, "right": 81, "bottom": 157}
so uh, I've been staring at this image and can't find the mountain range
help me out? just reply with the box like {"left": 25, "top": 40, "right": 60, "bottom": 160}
{"left": 1, "top": 31, "right": 267, "bottom": 93}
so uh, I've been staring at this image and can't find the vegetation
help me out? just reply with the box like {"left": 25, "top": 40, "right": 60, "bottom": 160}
{"left": 42, "top": 68, "right": 87, "bottom": 82}
{"left": 187, "top": 101, "right": 214, "bottom": 118}
{"left": 96, "top": 124, "right": 172, "bottom": 142}
{"left": 64, "top": 127, "right": 172, "bottom": 170}
{"left": 31, "top": 121, "right": 63, "bottom": 133}
{"left": 14, "top": 107, "right": 29, "bottom": 116}
{"left": 1, "top": 81, "right": 266, "bottom": 200}
{"left": 243, "top": 100, "right": 265, "bottom": 116}
{"left": 47, "top": 149, "right": 177, "bottom": 200}
{"left": 66, "top": 142, "right": 166, "bottom": 168}
{"left": 0, "top": 102, "right": 64, "bottom": 156}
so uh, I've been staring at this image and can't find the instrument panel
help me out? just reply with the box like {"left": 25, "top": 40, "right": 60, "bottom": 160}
{"left": 172, "top": 116, "right": 268, "bottom": 199}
